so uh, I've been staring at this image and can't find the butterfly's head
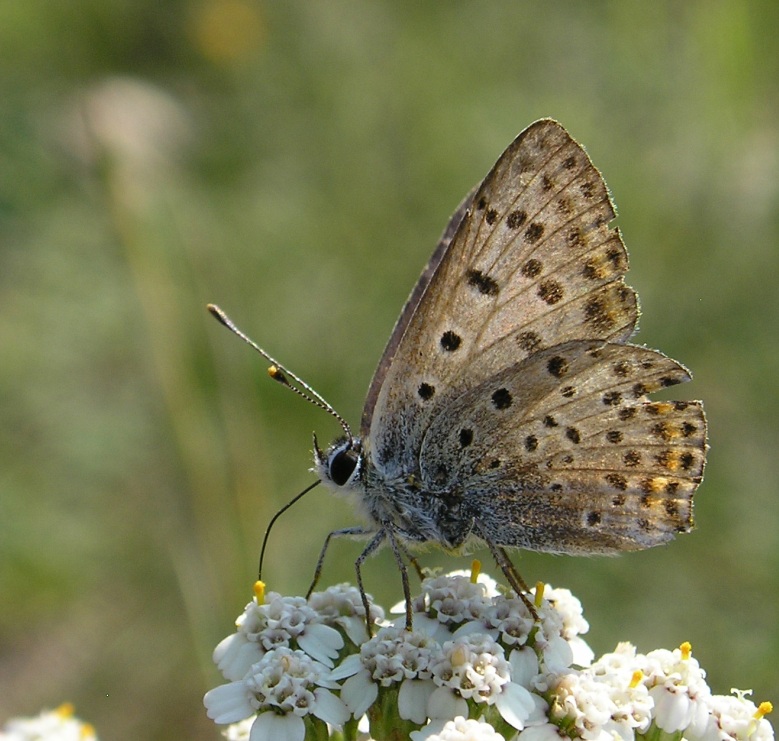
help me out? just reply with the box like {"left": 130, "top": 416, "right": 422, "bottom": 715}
{"left": 313, "top": 433, "right": 363, "bottom": 492}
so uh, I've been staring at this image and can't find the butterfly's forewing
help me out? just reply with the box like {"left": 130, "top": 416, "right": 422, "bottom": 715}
{"left": 365, "top": 120, "right": 640, "bottom": 478}
{"left": 418, "top": 340, "right": 706, "bottom": 553}
{"left": 360, "top": 187, "right": 478, "bottom": 437}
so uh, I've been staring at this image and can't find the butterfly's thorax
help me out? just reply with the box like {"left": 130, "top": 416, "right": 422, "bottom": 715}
{"left": 315, "top": 435, "right": 476, "bottom": 549}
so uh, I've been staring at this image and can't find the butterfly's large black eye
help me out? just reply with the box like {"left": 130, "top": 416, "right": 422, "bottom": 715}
{"left": 329, "top": 448, "right": 359, "bottom": 486}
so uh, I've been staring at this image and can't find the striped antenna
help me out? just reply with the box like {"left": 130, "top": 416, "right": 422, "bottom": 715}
{"left": 207, "top": 304, "right": 353, "bottom": 442}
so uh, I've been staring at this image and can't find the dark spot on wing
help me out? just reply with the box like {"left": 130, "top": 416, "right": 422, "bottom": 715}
{"left": 624, "top": 450, "right": 641, "bottom": 467}
{"left": 547, "top": 355, "right": 569, "bottom": 378}
{"left": 587, "top": 511, "right": 601, "bottom": 526}
{"left": 517, "top": 331, "right": 542, "bottom": 352}
{"left": 524, "top": 222, "right": 545, "bottom": 244}
{"left": 606, "top": 473, "right": 627, "bottom": 490}
{"left": 521, "top": 259, "right": 543, "bottom": 278}
{"left": 459, "top": 428, "right": 473, "bottom": 448}
{"left": 418, "top": 383, "right": 435, "bottom": 401}
{"left": 492, "top": 388, "right": 513, "bottom": 410}
{"left": 538, "top": 279, "right": 564, "bottom": 305}
{"left": 583, "top": 296, "right": 616, "bottom": 332}
{"left": 440, "top": 331, "right": 462, "bottom": 352}
{"left": 506, "top": 209, "right": 527, "bottom": 229}
{"left": 466, "top": 269, "right": 499, "bottom": 296}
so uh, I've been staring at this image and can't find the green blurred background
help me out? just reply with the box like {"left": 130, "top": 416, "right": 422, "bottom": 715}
{"left": 1, "top": 2, "right": 777, "bottom": 739}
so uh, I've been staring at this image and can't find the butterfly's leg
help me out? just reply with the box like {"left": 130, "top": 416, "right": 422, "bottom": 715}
{"left": 483, "top": 538, "right": 539, "bottom": 620}
{"left": 383, "top": 527, "right": 415, "bottom": 631}
{"left": 354, "top": 529, "right": 388, "bottom": 635}
{"left": 307, "top": 526, "right": 372, "bottom": 598}
{"left": 394, "top": 539, "right": 425, "bottom": 582}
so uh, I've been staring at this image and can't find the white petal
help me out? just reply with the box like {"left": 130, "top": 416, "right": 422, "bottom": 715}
{"left": 203, "top": 682, "right": 254, "bottom": 724}
{"left": 410, "top": 719, "right": 448, "bottom": 741}
{"left": 519, "top": 722, "right": 565, "bottom": 741}
{"left": 341, "top": 615, "right": 371, "bottom": 645}
{"left": 650, "top": 686, "right": 693, "bottom": 733}
{"left": 313, "top": 688, "right": 351, "bottom": 727}
{"left": 526, "top": 692, "right": 549, "bottom": 725}
{"left": 297, "top": 623, "right": 344, "bottom": 667}
{"left": 249, "top": 712, "right": 304, "bottom": 741}
{"left": 399, "top": 678, "right": 436, "bottom": 724}
{"left": 508, "top": 647, "right": 539, "bottom": 688}
{"left": 393, "top": 613, "right": 444, "bottom": 639}
{"left": 495, "top": 682, "right": 536, "bottom": 730}
{"left": 451, "top": 621, "right": 500, "bottom": 641}
{"left": 341, "top": 670, "right": 378, "bottom": 718}
{"left": 542, "top": 636, "right": 573, "bottom": 672}
{"left": 214, "top": 633, "right": 264, "bottom": 681}
{"left": 569, "top": 637, "right": 595, "bottom": 668}
{"left": 427, "top": 686, "right": 468, "bottom": 721}
{"left": 330, "top": 653, "right": 364, "bottom": 680}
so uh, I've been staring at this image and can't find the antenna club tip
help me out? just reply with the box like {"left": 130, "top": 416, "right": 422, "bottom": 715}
{"left": 207, "top": 304, "right": 230, "bottom": 327}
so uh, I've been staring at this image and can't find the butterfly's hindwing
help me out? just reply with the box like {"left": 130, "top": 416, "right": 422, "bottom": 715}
{"left": 417, "top": 341, "right": 706, "bottom": 553}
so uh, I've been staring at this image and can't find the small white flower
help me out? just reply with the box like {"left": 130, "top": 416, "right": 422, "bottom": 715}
{"left": 429, "top": 634, "right": 539, "bottom": 730}
{"left": 430, "top": 635, "right": 510, "bottom": 701}
{"left": 540, "top": 586, "right": 590, "bottom": 642}
{"left": 334, "top": 625, "right": 440, "bottom": 720}
{"left": 0, "top": 704, "right": 97, "bottom": 741}
{"left": 687, "top": 689, "right": 775, "bottom": 741}
{"left": 411, "top": 715, "right": 508, "bottom": 741}
{"left": 419, "top": 573, "right": 495, "bottom": 628}
{"left": 549, "top": 670, "right": 617, "bottom": 738}
{"left": 526, "top": 596, "right": 576, "bottom": 674}
{"left": 589, "top": 644, "right": 652, "bottom": 734}
{"left": 485, "top": 595, "right": 535, "bottom": 648}
{"left": 640, "top": 642, "right": 710, "bottom": 733}
{"left": 308, "top": 583, "right": 385, "bottom": 645}
{"left": 213, "top": 591, "right": 345, "bottom": 680}
{"left": 204, "top": 647, "right": 349, "bottom": 738}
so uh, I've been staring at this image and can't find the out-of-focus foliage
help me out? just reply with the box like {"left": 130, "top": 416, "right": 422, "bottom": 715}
{"left": 1, "top": 2, "right": 776, "bottom": 739}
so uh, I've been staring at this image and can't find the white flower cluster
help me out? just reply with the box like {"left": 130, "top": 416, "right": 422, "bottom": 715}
{"left": 0, "top": 703, "right": 97, "bottom": 741}
{"left": 203, "top": 572, "right": 774, "bottom": 741}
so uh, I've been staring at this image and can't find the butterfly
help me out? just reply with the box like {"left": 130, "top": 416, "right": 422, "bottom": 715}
{"left": 209, "top": 119, "right": 707, "bottom": 627}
